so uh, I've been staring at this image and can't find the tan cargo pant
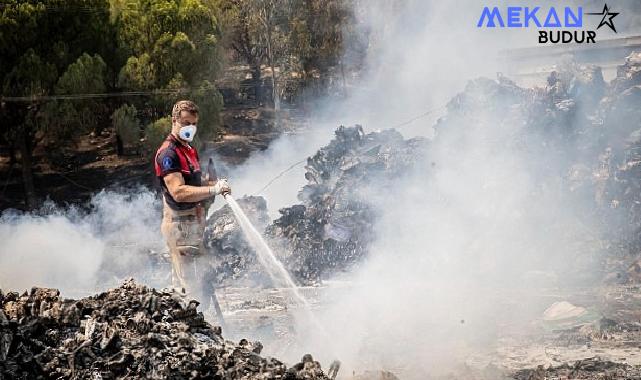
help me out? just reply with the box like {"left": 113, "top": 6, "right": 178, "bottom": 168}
{"left": 160, "top": 199, "right": 206, "bottom": 294}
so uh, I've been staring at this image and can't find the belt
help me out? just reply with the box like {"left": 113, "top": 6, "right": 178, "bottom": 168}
{"left": 172, "top": 214, "right": 198, "bottom": 222}
{"left": 164, "top": 198, "right": 203, "bottom": 222}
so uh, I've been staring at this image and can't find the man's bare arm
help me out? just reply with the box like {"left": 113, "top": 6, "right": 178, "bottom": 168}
{"left": 164, "top": 172, "right": 213, "bottom": 203}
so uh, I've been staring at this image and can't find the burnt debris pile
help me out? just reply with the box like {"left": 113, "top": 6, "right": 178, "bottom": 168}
{"left": 0, "top": 280, "right": 329, "bottom": 379}
{"left": 204, "top": 196, "right": 272, "bottom": 287}
{"left": 204, "top": 126, "right": 426, "bottom": 285}
{"left": 600, "top": 52, "right": 641, "bottom": 252}
{"left": 266, "top": 126, "right": 426, "bottom": 283}
{"left": 513, "top": 357, "right": 641, "bottom": 380}
{"left": 434, "top": 52, "right": 641, "bottom": 276}
{"left": 203, "top": 51, "right": 641, "bottom": 286}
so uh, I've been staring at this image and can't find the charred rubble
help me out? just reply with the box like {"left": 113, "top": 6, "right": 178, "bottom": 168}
{"left": 266, "top": 126, "right": 427, "bottom": 283}
{"left": 203, "top": 196, "right": 272, "bottom": 287}
{"left": 428, "top": 51, "right": 641, "bottom": 378}
{"left": 0, "top": 280, "right": 329, "bottom": 380}
{"left": 203, "top": 51, "right": 641, "bottom": 286}
{"left": 432, "top": 52, "right": 641, "bottom": 281}
{"left": 203, "top": 126, "right": 427, "bottom": 285}
{"left": 512, "top": 357, "right": 641, "bottom": 380}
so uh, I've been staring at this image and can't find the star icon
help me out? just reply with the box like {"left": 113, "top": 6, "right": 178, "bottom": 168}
{"left": 587, "top": 3, "right": 619, "bottom": 33}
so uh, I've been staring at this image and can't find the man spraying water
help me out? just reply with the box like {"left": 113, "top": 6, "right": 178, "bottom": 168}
{"left": 154, "top": 100, "right": 231, "bottom": 301}
{"left": 154, "top": 102, "right": 336, "bottom": 367}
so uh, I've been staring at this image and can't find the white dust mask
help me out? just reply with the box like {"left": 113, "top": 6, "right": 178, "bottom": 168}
{"left": 178, "top": 124, "right": 197, "bottom": 142}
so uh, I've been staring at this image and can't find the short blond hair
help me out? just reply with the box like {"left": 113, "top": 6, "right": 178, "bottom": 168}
{"left": 172, "top": 100, "right": 198, "bottom": 119}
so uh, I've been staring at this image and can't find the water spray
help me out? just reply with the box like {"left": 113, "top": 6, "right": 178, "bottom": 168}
{"left": 223, "top": 193, "right": 340, "bottom": 373}
{"left": 224, "top": 194, "right": 312, "bottom": 308}
{"left": 204, "top": 154, "right": 338, "bottom": 369}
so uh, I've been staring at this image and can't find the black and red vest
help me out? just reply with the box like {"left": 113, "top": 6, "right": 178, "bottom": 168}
{"left": 154, "top": 134, "right": 202, "bottom": 210}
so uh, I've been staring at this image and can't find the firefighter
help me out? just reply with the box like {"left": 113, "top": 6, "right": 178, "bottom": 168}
{"left": 154, "top": 100, "right": 230, "bottom": 297}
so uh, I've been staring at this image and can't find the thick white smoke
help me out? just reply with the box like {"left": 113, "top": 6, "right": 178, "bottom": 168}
{"left": 287, "top": 109, "right": 602, "bottom": 377}
{"left": 255, "top": 0, "right": 640, "bottom": 377}
{"left": 2, "top": 0, "right": 641, "bottom": 377}
{"left": 225, "top": 0, "right": 529, "bottom": 212}
{"left": 0, "top": 189, "right": 167, "bottom": 295}
{"left": 0, "top": 212, "right": 104, "bottom": 294}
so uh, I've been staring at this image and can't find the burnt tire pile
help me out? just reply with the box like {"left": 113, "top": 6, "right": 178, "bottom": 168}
{"left": 266, "top": 126, "right": 427, "bottom": 283}
{"left": 204, "top": 126, "right": 427, "bottom": 286}
{"left": 0, "top": 279, "right": 328, "bottom": 379}
{"left": 512, "top": 357, "right": 641, "bottom": 380}
{"left": 204, "top": 196, "right": 272, "bottom": 287}
{"left": 204, "top": 51, "right": 641, "bottom": 287}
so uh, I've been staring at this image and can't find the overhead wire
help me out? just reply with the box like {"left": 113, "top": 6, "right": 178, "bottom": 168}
{"left": 0, "top": 89, "right": 198, "bottom": 102}
{"left": 253, "top": 103, "right": 446, "bottom": 195}
{"left": 1, "top": 103, "right": 444, "bottom": 199}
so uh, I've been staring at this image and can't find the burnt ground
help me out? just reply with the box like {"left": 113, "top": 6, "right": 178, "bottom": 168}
{"left": 213, "top": 280, "right": 641, "bottom": 380}
{"left": 5, "top": 54, "right": 641, "bottom": 379}
{"left": 0, "top": 105, "right": 304, "bottom": 211}
{"left": 0, "top": 129, "right": 153, "bottom": 211}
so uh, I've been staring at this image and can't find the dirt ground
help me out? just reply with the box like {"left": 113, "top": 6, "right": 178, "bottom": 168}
{"left": 0, "top": 128, "right": 152, "bottom": 211}
{"left": 0, "top": 105, "right": 301, "bottom": 211}
{"left": 205, "top": 281, "right": 641, "bottom": 380}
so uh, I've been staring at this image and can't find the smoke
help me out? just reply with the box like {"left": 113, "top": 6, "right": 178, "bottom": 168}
{"left": 1, "top": 0, "right": 640, "bottom": 377}
{"left": 211, "top": 124, "right": 336, "bottom": 219}
{"left": 294, "top": 106, "right": 603, "bottom": 377}
{"left": 244, "top": 0, "right": 640, "bottom": 377}
{"left": 0, "top": 212, "right": 104, "bottom": 295}
{"left": 224, "top": 0, "right": 641, "bottom": 209}
{"left": 224, "top": 0, "right": 520, "bottom": 212}
{"left": 330, "top": 0, "right": 531, "bottom": 137}
{"left": 0, "top": 189, "right": 167, "bottom": 296}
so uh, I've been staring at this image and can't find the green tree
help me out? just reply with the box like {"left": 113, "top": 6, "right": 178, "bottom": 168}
{"left": 111, "top": 0, "right": 223, "bottom": 145}
{"left": 0, "top": 0, "right": 116, "bottom": 208}
{"left": 112, "top": 104, "right": 141, "bottom": 155}
{"left": 113, "top": 0, "right": 221, "bottom": 85}
{"left": 214, "top": 0, "right": 290, "bottom": 106}
{"left": 288, "top": 0, "right": 362, "bottom": 97}
{"left": 56, "top": 54, "right": 107, "bottom": 95}
{"left": 256, "top": 0, "right": 289, "bottom": 109}
{"left": 1, "top": 49, "right": 57, "bottom": 207}
{"left": 0, "top": 1, "right": 119, "bottom": 86}
{"left": 191, "top": 80, "right": 224, "bottom": 143}
{"left": 143, "top": 116, "right": 172, "bottom": 154}
{"left": 117, "top": 54, "right": 156, "bottom": 90}
{"left": 215, "top": 0, "right": 268, "bottom": 102}
{"left": 49, "top": 53, "right": 109, "bottom": 138}
{"left": 214, "top": 0, "right": 362, "bottom": 106}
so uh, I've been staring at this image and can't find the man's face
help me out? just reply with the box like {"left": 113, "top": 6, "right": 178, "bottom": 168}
{"left": 174, "top": 111, "right": 198, "bottom": 129}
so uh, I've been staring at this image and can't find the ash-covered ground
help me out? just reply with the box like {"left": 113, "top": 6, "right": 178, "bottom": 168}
{"left": 0, "top": 280, "right": 331, "bottom": 380}
{"left": 205, "top": 52, "right": 641, "bottom": 289}
{"left": 199, "top": 51, "right": 641, "bottom": 379}
{"left": 4, "top": 52, "right": 641, "bottom": 379}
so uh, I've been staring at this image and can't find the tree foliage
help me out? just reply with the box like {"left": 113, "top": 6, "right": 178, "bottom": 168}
{"left": 113, "top": 0, "right": 221, "bottom": 86}
{"left": 143, "top": 116, "right": 172, "bottom": 154}
{"left": 118, "top": 54, "right": 156, "bottom": 91}
{"left": 56, "top": 54, "right": 107, "bottom": 95}
{"left": 2, "top": 49, "right": 57, "bottom": 98}
{"left": 215, "top": 0, "right": 365, "bottom": 103}
{"left": 54, "top": 53, "right": 109, "bottom": 137}
{"left": 112, "top": 104, "right": 141, "bottom": 152}
{"left": 0, "top": 0, "right": 363, "bottom": 208}
{"left": 112, "top": 0, "right": 223, "bottom": 140}
{"left": 0, "top": 0, "right": 224, "bottom": 208}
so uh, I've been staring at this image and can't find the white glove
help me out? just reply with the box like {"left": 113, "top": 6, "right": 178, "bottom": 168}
{"left": 211, "top": 178, "right": 231, "bottom": 196}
